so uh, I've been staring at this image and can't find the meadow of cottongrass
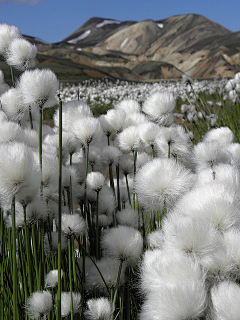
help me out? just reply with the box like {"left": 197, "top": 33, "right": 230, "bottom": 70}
{"left": 1, "top": 23, "right": 240, "bottom": 320}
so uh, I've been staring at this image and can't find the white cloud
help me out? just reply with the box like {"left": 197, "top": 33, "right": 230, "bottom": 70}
{"left": 0, "top": 0, "right": 42, "bottom": 4}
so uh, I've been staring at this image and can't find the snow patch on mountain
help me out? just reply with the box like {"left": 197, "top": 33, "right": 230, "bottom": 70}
{"left": 157, "top": 23, "right": 164, "bottom": 29}
{"left": 120, "top": 37, "right": 129, "bottom": 49}
{"left": 67, "top": 30, "right": 91, "bottom": 44}
{"left": 96, "top": 20, "right": 121, "bottom": 28}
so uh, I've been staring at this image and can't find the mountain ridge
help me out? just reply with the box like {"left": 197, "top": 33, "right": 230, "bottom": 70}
{"left": 10, "top": 14, "right": 240, "bottom": 81}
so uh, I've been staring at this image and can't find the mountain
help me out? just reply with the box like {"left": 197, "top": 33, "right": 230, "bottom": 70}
{"left": 3, "top": 14, "right": 239, "bottom": 82}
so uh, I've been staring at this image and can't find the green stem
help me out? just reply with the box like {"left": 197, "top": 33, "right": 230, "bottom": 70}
{"left": 23, "top": 205, "right": 33, "bottom": 294}
{"left": 10, "top": 65, "right": 15, "bottom": 87}
{"left": 125, "top": 174, "right": 131, "bottom": 207}
{"left": 151, "top": 145, "right": 155, "bottom": 158}
{"left": 109, "top": 163, "right": 115, "bottom": 197}
{"left": 11, "top": 196, "right": 18, "bottom": 320}
{"left": 168, "top": 142, "right": 171, "bottom": 159}
{"left": 96, "top": 191, "right": 100, "bottom": 260}
{"left": 39, "top": 107, "right": 43, "bottom": 172}
{"left": 132, "top": 151, "right": 137, "bottom": 210}
{"left": 57, "top": 94, "right": 62, "bottom": 320}
{"left": 68, "top": 238, "right": 74, "bottom": 320}
{"left": 112, "top": 259, "right": 124, "bottom": 308}
{"left": 29, "top": 106, "right": 33, "bottom": 130}
{"left": 116, "top": 164, "right": 121, "bottom": 212}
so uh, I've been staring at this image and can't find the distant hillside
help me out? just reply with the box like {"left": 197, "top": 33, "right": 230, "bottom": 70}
{"left": 4, "top": 14, "right": 240, "bottom": 82}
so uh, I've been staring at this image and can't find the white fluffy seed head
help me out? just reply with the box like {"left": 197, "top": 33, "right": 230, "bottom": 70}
{"left": 60, "top": 292, "right": 81, "bottom": 317}
{"left": 86, "top": 171, "right": 105, "bottom": 192}
{"left": 6, "top": 38, "right": 37, "bottom": 71}
{"left": 118, "top": 125, "right": 141, "bottom": 152}
{"left": 0, "top": 142, "right": 40, "bottom": 203}
{"left": 18, "top": 68, "right": 59, "bottom": 109}
{"left": 138, "top": 122, "right": 160, "bottom": 147}
{"left": 54, "top": 99, "right": 93, "bottom": 131}
{"left": 0, "top": 23, "right": 21, "bottom": 55}
{"left": 141, "top": 249, "right": 205, "bottom": 295}
{"left": 139, "top": 280, "right": 207, "bottom": 320}
{"left": 163, "top": 214, "right": 223, "bottom": 260}
{"left": 71, "top": 117, "right": 102, "bottom": 145}
{"left": 114, "top": 98, "right": 140, "bottom": 114}
{"left": 104, "top": 109, "right": 126, "bottom": 133}
{"left": 174, "top": 183, "right": 240, "bottom": 231}
{"left": 142, "top": 90, "right": 176, "bottom": 125}
{"left": 211, "top": 281, "right": 240, "bottom": 320}
{"left": 116, "top": 209, "right": 138, "bottom": 228}
{"left": 193, "top": 141, "right": 233, "bottom": 172}
{"left": 203, "top": 126, "right": 234, "bottom": 147}
{"left": 134, "top": 158, "right": 194, "bottom": 211}
{"left": 85, "top": 297, "right": 114, "bottom": 320}
{"left": 102, "top": 145, "right": 122, "bottom": 165}
{"left": 45, "top": 269, "right": 63, "bottom": 288}
{"left": 25, "top": 290, "right": 52, "bottom": 319}
{"left": 101, "top": 225, "right": 143, "bottom": 266}
{"left": 1, "top": 88, "right": 29, "bottom": 122}
{"left": 61, "top": 213, "right": 86, "bottom": 237}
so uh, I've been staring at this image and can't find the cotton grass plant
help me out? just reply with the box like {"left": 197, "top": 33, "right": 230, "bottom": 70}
{"left": 2, "top": 21, "right": 240, "bottom": 320}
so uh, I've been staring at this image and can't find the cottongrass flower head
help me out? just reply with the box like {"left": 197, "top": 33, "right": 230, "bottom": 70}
{"left": 174, "top": 182, "right": 240, "bottom": 231}
{"left": 61, "top": 213, "right": 86, "bottom": 237}
{"left": 225, "top": 143, "right": 240, "bottom": 168}
{"left": 193, "top": 141, "right": 233, "bottom": 172}
{"left": 25, "top": 290, "right": 52, "bottom": 319}
{"left": 104, "top": 109, "right": 126, "bottom": 133}
{"left": 0, "top": 142, "right": 40, "bottom": 202}
{"left": 224, "top": 229, "right": 240, "bottom": 267}
{"left": 125, "top": 112, "right": 148, "bottom": 127}
{"left": 0, "top": 23, "right": 21, "bottom": 55}
{"left": 139, "top": 280, "right": 207, "bottom": 320}
{"left": 86, "top": 171, "right": 105, "bottom": 192}
{"left": 71, "top": 117, "right": 102, "bottom": 146}
{"left": 116, "top": 208, "right": 138, "bottom": 228}
{"left": 114, "top": 98, "right": 140, "bottom": 114}
{"left": 0, "top": 121, "right": 23, "bottom": 143}
{"left": 141, "top": 250, "right": 205, "bottom": 295}
{"left": 155, "top": 126, "right": 191, "bottom": 160}
{"left": 134, "top": 158, "right": 194, "bottom": 211}
{"left": 85, "top": 297, "right": 114, "bottom": 320}
{"left": 45, "top": 269, "right": 63, "bottom": 288}
{"left": 142, "top": 90, "right": 176, "bottom": 125}
{"left": 18, "top": 68, "right": 59, "bottom": 109}
{"left": 101, "top": 225, "right": 143, "bottom": 265}
{"left": 119, "top": 153, "right": 134, "bottom": 176}
{"left": 196, "top": 163, "right": 240, "bottom": 189}
{"left": 202, "top": 249, "right": 239, "bottom": 285}
{"left": 147, "top": 230, "right": 164, "bottom": 249}
{"left": 138, "top": 122, "right": 160, "bottom": 147}
{"left": 54, "top": 99, "right": 93, "bottom": 131}
{"left": 60, "top": 292, "right": 81, "bottom": 318}
{"left": 6, "top": 38, "right": 37, "bottom": 71}
{"left": 1, "top": 87, "right": 28, "bottom": 122}
{"left": 203, "top": 126, "right": 234, "bottom": 147}
{"left": 118, "top": 125, "right": 141, "bottom": 152}
{"left": 211, "top": 281, "right": 240, "bottom": 320}
{"left": 101, "top": 146, "right": 122, "bottom": 165}
{"left": 162, "top": 214, "right": 223, "bottom": 261}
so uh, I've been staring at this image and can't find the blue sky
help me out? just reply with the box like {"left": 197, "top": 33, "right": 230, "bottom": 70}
{"left": 0, "top": 0, "right": 239, "bottom": 43}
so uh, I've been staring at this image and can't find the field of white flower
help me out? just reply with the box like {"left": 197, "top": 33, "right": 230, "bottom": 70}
{"left": 1, "top": 23, "right": 240, "bottom": 320}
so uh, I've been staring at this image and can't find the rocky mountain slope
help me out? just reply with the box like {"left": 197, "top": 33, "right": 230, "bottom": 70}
{"left": 7, "top": 14, "right": 239, "bottom": 82}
